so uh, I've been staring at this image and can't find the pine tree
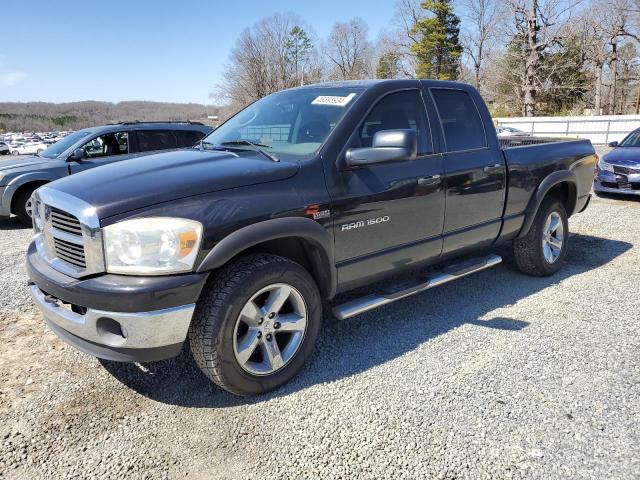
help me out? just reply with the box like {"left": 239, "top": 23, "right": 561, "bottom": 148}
{"left": 284, "top": 26, "right": 313, "bottom": 86}
{"left": 376, "top": 52, "right": 401, "bottom": 79}
{"left": 410, "top": 0, "right": 462, "bottom": 80}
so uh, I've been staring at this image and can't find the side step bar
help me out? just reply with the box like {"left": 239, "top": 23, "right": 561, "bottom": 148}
{"left": 332, "top": 254, "right": 502, "bottom": 320}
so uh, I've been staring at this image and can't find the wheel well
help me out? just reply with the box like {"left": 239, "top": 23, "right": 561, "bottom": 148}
{"left": 11, "top": 181, "right": 48, "bottom": 213}
{"left": 241, "top": 236, "right": 332, "bottom": 298}
{"left": 547, "top": 181, "right": 577, "bottom": 217}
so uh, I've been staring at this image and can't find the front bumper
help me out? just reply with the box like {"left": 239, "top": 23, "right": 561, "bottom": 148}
{"left": 26, "top": 241, "right": 208, "bottom": 362}
{"left": 31, "top": 284, "right": 194, "bottom": 362}
{"left": 594, "top": 169, "right": 640, "bottom": 196}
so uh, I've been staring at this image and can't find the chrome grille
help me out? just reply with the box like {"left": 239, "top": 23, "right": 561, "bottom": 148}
{"left": 53, "top": 237, "right": 87, "bottom": 268}
{"left": 33, "top": 186, "right": 105, "bottom": 278}
{"left": 50, "top": 207, "right": 83, "bottom": 236}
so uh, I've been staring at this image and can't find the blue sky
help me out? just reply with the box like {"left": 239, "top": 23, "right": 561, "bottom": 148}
{"left": 0, "top": 0, "right": 397, "bottom": 104}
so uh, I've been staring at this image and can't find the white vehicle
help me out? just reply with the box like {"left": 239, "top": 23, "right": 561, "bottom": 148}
{"left": 496, "top": 126, "right": 529, "bottom": 137}
{"left": 10, "top": 141, "right": 48, "bottom": 155}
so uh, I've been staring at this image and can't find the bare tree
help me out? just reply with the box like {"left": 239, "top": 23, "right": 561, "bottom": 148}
{"left": 460, "top": 0, "right": 505, "bottom": 92}
{"left": 577, "top": 0, "right": 639, "bottom": 114}
{"left": 324, "top": 18, "right": 374, "bottom": 80}
{"left": 215, "top": 14, "right": 319, "bottom": 108}
{"left": 504, "top": 0, "right": 581, "bottom": 116}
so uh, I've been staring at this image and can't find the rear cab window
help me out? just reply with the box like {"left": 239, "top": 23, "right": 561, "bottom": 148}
{"left": 430, "top": 89, "right": 487, "bottom": 152}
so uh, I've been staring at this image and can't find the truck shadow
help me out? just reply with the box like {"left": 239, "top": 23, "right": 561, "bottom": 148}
{"left": 0, "top": 216, "right": 28, "bottom": 230}
{"left": 100, "top": 233, "right": 631, "bottom": 408}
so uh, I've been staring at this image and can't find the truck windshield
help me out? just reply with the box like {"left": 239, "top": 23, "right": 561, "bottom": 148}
{"left": 40, "top": 130, "right": 93, "bottom": 159}
{"left": 201, "top": 87, "right": 362, "bottom": 158}
{"left": 619, "top": 131, "right": 640, "bottom": 147}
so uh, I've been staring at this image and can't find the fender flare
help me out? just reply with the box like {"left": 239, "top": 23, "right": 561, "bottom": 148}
{"left": 517, "top": 169, "right": 577, "bottom": 239}
{"left": 2, "top": 172, "right": 60, "bottom": 214}
{"left": 196, "top": 217, "right": 337, "bottom": 298}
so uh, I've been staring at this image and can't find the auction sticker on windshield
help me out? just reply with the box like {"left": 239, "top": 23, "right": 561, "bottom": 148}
{"left": 311, "top": 93, "right": 356, "bottom": 107}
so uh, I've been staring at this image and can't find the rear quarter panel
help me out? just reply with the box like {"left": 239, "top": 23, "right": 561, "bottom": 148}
{"left": 502, "top": 139, "right": 596, "bottom": 218}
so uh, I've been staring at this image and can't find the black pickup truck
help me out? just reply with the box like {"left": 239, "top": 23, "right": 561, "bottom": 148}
{"left": 26, "top": 80, "right": 596, "bottom": 396}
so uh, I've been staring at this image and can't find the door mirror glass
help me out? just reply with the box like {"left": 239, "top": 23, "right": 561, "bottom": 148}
{"left": 346, "top": 129, "right": 417, "bottom": 167}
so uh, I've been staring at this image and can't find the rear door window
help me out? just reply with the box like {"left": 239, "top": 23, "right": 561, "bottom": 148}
{"left": 136, "top": 130, "right": 179, "bottom": 152}
{"left": 431, "top": 89, "right": 487, "bottom": 152}
{"left": 175, "top": 130, "right": 205, "bottom": 148}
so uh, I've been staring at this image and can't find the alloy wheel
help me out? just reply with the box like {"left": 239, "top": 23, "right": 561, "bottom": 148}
{"left": 542, "top": 211, "right": 564, "bottom": 264}
{"left": 233, "top": 283, "right": 308, "bottom": 376}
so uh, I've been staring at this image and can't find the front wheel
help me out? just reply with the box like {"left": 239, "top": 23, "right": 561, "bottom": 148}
{"left": 14, "top": 186, "right": 39, "bottom": 227}
{"left": 513, "top": 196, "right": 569, "bottom": 276}
{"left": 189, "top": 254, "right": 322, "bottom": 396}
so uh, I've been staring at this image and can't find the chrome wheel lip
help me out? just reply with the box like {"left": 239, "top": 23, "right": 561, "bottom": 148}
{"left": 233, "top": 282, "right": 308, "bottom": 376}
{"left": 542, "top": 211, "right": 564, "bottom": 264}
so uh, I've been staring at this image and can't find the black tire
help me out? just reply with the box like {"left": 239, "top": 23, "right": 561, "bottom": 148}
{"left": 189, "top": 253, "right": 322, "bottom": 396}
{"left": 12, "top": 151, "right": 19, "bottom": 156}
{"left": 14, "top": 186, "right": 38, "bottom": 227}
{"left": 513, "top": 196, "right": 569, "bottom": 276}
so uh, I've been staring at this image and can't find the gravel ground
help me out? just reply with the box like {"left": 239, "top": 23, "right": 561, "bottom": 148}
{"left": 1, "top": 147, "right": 639, "bottom": 479}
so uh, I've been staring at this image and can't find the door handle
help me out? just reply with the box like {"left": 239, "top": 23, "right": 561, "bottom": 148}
{"left": 483, "top": 164, "right": 503, "bottom": 174}
{"left": 418, "top": 174, "right": 441, "bottom": 186}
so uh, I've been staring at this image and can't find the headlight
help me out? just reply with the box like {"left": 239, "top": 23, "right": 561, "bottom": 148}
{"left": 597, "top": 157, "right": 614, "bottom": 173}
{"left": 104, "top": 217, "right": 202, "bottom": 275}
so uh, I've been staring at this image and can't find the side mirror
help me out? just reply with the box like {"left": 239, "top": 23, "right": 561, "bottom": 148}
{"left": 608, "top": 141, "right": 619, "bottom": 148}
{"left": 346, "top": 130, "right": 417, "bottom": 167}
{"left": 68, "top": 148, "right": 86, "bottom": 162}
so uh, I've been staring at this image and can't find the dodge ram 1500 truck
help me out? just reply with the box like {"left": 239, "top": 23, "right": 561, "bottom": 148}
{"left": 26, "top": 80, "right": 596, "bottom": 396}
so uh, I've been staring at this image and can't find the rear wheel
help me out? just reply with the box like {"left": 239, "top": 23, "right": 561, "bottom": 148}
{"left": 14, "top": 186, "right": 39, "bottom": 227}
{"left": 513, "top": 196, "right": 569, "bottom": 276}
{"left": 189, "top": 254, "right": 322, "bottom": 396}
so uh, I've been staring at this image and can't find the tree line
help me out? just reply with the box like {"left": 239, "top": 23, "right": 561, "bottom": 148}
{"left": 0, "top": 101, "right": 219, "bottom": 133}
{"left": 216, "top": 0, "right": 640, "bottom": 117}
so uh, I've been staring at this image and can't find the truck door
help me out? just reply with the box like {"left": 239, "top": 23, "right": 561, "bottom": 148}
{"left": 327, "top": 89, "right": 445, "bottom": 292}
{"left": 429, "top": 88, "right": 506, "bottom": 255}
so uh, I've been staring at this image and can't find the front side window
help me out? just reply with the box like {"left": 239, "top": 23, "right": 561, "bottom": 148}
{"left": 136, "top": 130, "right": 178, "bottom": 152}
{"left": 359, "top": 90, "right": 432, "bottom": 155}
{"left": 431, "top": 89, "right": 487, "bottom": 152}
{"left": 200, "top": 87, "right": 362, "bottom": 158}
{"left": 82, "top": 132, "right": 128, "bottom": 158}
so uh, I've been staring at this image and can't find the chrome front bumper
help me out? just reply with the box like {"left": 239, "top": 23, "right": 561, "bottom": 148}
{"left": 30, "top": 284, "right": 195, "bottom": 360}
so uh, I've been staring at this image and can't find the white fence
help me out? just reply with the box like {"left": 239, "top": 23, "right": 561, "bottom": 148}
{"left": 494, "top": 115, "right": 640, "bottom": 145}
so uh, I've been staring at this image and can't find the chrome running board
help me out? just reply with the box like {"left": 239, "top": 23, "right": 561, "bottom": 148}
{"left": 332, "top": 254, "right": 502, "bottom": 320}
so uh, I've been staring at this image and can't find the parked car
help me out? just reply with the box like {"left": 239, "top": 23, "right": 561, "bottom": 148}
{"left": 0, "top": 121, "right": 212, "bottom": 225}
{"left": 10, "top": 141, "right": 48, "bottom": 156}
{"left": 496, "top": 126, "right": 529, "bottom": 137}
{"left": 0, "top": 142, "right": 9, "bottom": 155}
{"left": 594, "top": 128, "right": 640, "bottom": 196}
{"left": 26, "top": 80, "right": 595, "bottom": 396}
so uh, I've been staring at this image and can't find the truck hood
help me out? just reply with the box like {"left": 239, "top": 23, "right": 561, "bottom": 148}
{"left": 603, "top": 147, "right": 640, "bottom": 166}
{"left": 48, "top": 149, "right": 300, "bottom": 219}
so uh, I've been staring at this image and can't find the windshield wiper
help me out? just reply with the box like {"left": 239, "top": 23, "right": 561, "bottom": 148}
{"left": 219, "top": 140, "right": 279, "bottom": 162}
